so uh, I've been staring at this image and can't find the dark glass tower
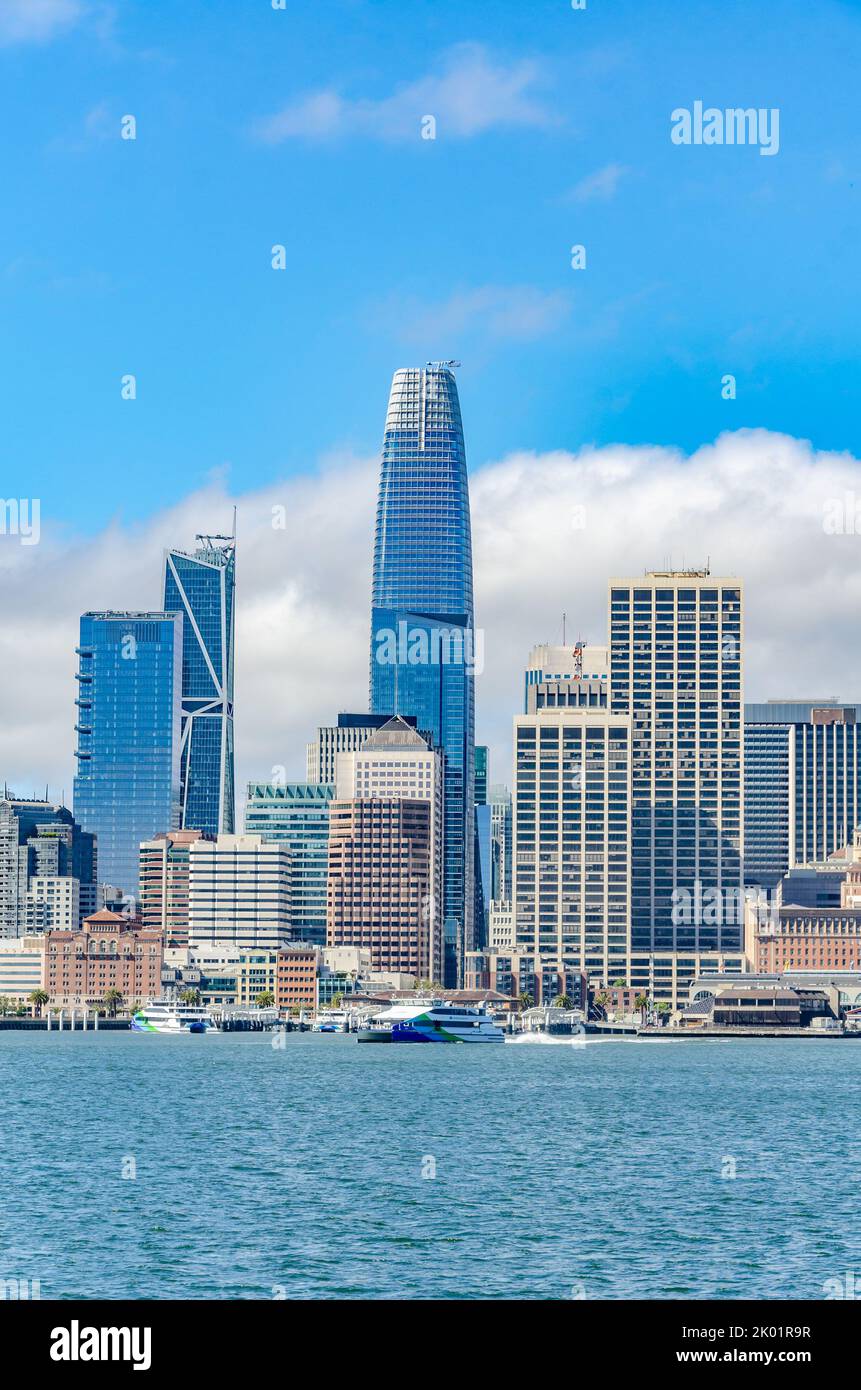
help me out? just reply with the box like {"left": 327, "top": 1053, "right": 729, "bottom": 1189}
{"left": 73, "top": 611, "right": 183, "bottom": 897}
{"left": 164, "top": 535, "right": 235, "bottom": 835}
{"left": 370, "top": 364, "right": 475, "bottom": 985}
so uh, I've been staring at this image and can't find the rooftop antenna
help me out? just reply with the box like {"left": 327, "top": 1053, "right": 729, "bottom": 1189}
{"left": 562, "top": 611, "right": 567, "bottom": 646}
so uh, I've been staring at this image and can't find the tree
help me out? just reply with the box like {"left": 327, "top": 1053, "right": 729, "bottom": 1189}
{"left": 593, "top": 989, "right": 611, "bottom": 1018}
{"left": 552, "top": 994, "right": 573, "bottom": 1009}
{"left": 180, "top": 988, "right": 201, "bottom": 1006}
{"left": 634, "top": 992, "right": 649, "bottom": 1022}
{"left": 611, "top": 978, "right": 628, "bottom": 988}
{"left": 0, "top": 995, "right": 13, "bottom": 1016}
{"left": 518, "top": 992, "right": 534, "bottom": 1011}
{"left": 28, "top": 989, "right": 49, "bottom": 1018}
{"left": 329, "top": 992, "right": 344, "bottom": 1008}
{"left": 102, "top": 988, "right": 124, "bottom": 1018}
{"left": 255, "top": 992, "right": 275, "bottom": 1008}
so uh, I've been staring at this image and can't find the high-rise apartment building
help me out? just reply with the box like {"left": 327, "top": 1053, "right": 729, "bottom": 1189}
{"left": 0, "top": 797, "right": 96, "bottom": 936}
{"left": 73, "top": 612, "right": 183, "bottom": 899}
{"left": 163, "top": 535, "right": 236, "bottom": 836}
{"left": 305, "top": 713, "right": 419, "bottom": 785}
{"left": 139, "top": 828, "right": 209, "bottom": 949}
{"left": 327, "top": 717, "right": 443, "bottom": 980}
{"left": 744, "top": 700, "right": 861, "bottom": 889}
{"left": 244, "top": 782, "right": 335, "bottom": 947}
{"left": 369, "top": 363, "right": 476, "bottom": 984}
{"left": 524, "top": 642, "right": 609, "bottom": 713}
{"left": 188, "top": 834, "right": 291, "bottom": 950}
{"left": 512, "top": 708, "right": 632, "bottom": 984}
{"left": 609, "top": 572, "right": 743, "bottom": 954}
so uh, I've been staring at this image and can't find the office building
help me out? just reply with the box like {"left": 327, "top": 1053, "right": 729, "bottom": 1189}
{"left": 188, "top": 834, "right": 291, "bottom": 950}
{"left": 73, "top": 611, "right": 183, "bottom": 898}
{"left": 327, "top": 717, "right": 443, "bottom": 979}
{"left": 0, "top": 797, "right": 96, "bottom": 936}
{"left": 306, "top": 712, "right": 419, "bottom": 785}
{"left": 369, "top": 363, "right": 476, "bottom": 984}
{"left": 524, "top": 641, "right": 609, "bottom": 712}
{"left": 513, "top": 707, "right": 632, "bottom": 987}
{"left": 275, "top": 944, "right": 319, "bottom": 1012}
{"left": 244, "top": 782, "right": 334, "bottom": 947}
{"left": 489, "top": 784, "right": 513, "bottom": 903}
{"left": 745, "top": 699, "right": 861, "bottom": 889}
{"left": 42, "top": 908, "right": 163, "bottom": 1008}
{"left": 139, "top": 829, "right": 209, "bottom": 949}
{"left": 164, "top": 534, "right": 236, "bottom": 835}
{"left": 609, "top": 571, "right": 743, "bottom": 954}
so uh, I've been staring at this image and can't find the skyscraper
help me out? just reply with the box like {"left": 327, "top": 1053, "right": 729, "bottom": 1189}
{"left": 73, "top": 612, "right": 183, "bottom": 898}
{"left": 163, "top": 534, "right": 235, "bottom": 836}
{"left": 244, "top": 782, "right": 335, "bottom": 947}
{"left": 0, "top": 797, "right": 97, "bottom": 936}
{"left": 609, "top": 571, "right": 744, "bottom": 955}
{"left": 306, "top": 712, "right": 420, "bottom": 785}
{"left": 369, "top": 363, "right": 476, "bottom": 984}
{"left": 745, "top": 699, "right": 861, "bottom": 889}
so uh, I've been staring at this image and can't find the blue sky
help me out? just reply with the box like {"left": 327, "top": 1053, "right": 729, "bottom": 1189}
{"left": 2, "top": 0, "right": 861, "bottom": 536}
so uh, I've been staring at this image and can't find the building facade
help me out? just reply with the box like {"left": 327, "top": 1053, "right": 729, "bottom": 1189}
{"left": 163, "top": 535, "right": 236, "bottom": 836}
{"left": 306, "top": 713, "right": 420, "bottom": 785}
{"left": 0, "top": 798, "right": 96, "bottom": 937}
{"left": 275, "top": 944, "right": 319, "bottom": 1012}
{"left": 744, "top": 700, "right": 861, "bottom": 889}
{"left": 42, "top": 908, "right": 163, "bottom": 1008}
{"left": 188, "top": 834, "right": 291, "bottom": 950}
{"left": 73, "top": 611, "right": 183, "bottom": 898}
{"left": 513, "top": 708, "right": 632, "bottom": 988}
{"left": 609, "top": 572, "right": 744, "bottom": 954}
{"left": 369, "top": 363, "right": 476, "bottom": 984}
{"left": 244, "top": 782, "right": 334, "bottom": 947}
{"left": 524, "top": 642, "right": 609, "bottom": 713}
{"left": 139, "top": 829, "right": 209, "bottom": 949}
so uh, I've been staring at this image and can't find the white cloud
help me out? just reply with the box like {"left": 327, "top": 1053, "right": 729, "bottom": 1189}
{"left": 566, "top": 162, "right": 631, "bottom": 203}
{"left": 0, "top": 0, "right": 83, "bottom": 44}
{"left": 3, "top": 430, "right": 861, "bottom": 819}
{"left": 255, "top": 44, "right": 556, "bottom": 143}
{"left": 379, "top": 285, "right": 571, "bottom": 348}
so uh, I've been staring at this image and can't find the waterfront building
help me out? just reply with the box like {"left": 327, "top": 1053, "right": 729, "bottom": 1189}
{"left": 327, "top": 717, "right": 443, "bottom": 979}
{"left": 306, "top": 713, "right": 420, "bottom": 785}
{"left": 744, "top": 699, "right": 861, "bottom": 890}
{"left": 276, "top": 944, "right": 319, "bottom": 1012}
{"left": 163, "top": 534, "right": 236, "bottom": 835}
{"left": 627, "top": 949, "right": 747, "bottom": 1006}
{"left": 464, "top": 949, "right": 587, "bottom": 1008}
{"left": 488, "top": 784, "right": 512, "bottom": 903}
{"left": 524, "top": 642, "right": 609, "bottom": 713}
{"left": 0, "top": 935, "right": 45, "bottom": 1001}
{"left": 244, "top": 782, "right": 334, "bottom": 947}
{"left": 369, "top": 363, "right": 476, "bottom": 985}
{"left": 188, "top": 834, "right": 291, "bottom": 950}
{"left": 73, "top": 611, "right": 183, "bottom": 899}
{"left": 42, "top": 908, "right": 163, "bottom": 1009}
{"left": 0, "top": 797, "right": 97, "bottom": 936}
{"left": 513, "top": 707, "right": 632, "bottom": 988}
{"left": 139, "top": 829, "right": 209, "bottom": 949}
{"left": 609, "top": 570, "right": 744, "bottom": 954}
{"left": 745, "top": 827, "right": 861, "bottom": 972}
{"left": 234, "top": 949, "right": 279, "bottom": 1006}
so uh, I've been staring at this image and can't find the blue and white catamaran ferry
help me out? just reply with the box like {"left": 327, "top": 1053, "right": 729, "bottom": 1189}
{"left": 131, "top": 1000, "right": 215, "bottom": 1034}
{"left": 357, "top": 1000, "right": 504, "bottom": 1044}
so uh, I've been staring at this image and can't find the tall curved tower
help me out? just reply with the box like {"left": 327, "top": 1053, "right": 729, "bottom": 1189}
{"left": 370, "top": 364, "right": 475, "bottom": 985}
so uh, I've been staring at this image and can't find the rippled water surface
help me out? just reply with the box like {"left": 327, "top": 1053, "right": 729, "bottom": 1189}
{"left": 1, "top": 1031, "right": 859, "bottom": 1299}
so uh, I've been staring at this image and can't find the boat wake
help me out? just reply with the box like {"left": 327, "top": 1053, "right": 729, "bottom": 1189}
{"left": 506, "top": 1031, "right": 588, "bottom": 1046}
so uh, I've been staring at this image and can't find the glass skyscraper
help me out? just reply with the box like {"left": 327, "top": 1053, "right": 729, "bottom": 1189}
{"left": 163, "top": 535, "right": 235, "bottom": 835}
{"left": 73, "top": 611, "right": 183, "bottom": 897}
{"left": 745, "top": 700, "right": 861, "bottom": 889}
{"left": 369, "top": 363, "right": 476, "bottom": 985}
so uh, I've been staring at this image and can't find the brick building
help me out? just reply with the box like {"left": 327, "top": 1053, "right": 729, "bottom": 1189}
{"left": 42, "top": 908, "right": 163, "bottom": 1009}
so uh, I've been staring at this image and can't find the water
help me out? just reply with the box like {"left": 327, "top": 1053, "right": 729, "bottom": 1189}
{"left": 1, "top": 1031, "right": 859, "bottom": 1300}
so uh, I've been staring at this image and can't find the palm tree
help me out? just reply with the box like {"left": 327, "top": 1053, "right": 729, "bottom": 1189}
{"left": 0, "top": 995, "right": 13, "bottom": 1016}
{"left": 593, "top": 989, "right": 611, "bottom": 1018}
{"left": 611, "top": 978, "right": 628, "bottom": 989}
{"left": 518, "top": 991, "right": 534, "bottom": 1011}
{"left": 330, "top": 992, "right": 344, "bottom": 1008}
{"left": 102, "top": 988, "right": 123, "bottom": 1018}
{"left": 552, "top": 993, "right": 573, "bottom": 1009}
{"left": 255, "top": 991, "right": 275, "bottom": 1008}
{"left": 634, "top": 992, "right": 649, "bottom": 1022}
{"left": 28, "top": 989, "right": 49, "bottom": 1018}
{"left": 179, "top": 988, "right": 201, "bottom": 1006}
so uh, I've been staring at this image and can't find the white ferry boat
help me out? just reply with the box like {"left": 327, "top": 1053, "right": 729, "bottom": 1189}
{"left": 357, "top": 1000, "right": 504, "bottom": 1044}
{"left": 312, "top": 1008, "right": 350, "bottom": 1033}
{"left": 131, "top": 1000, "right": 215, "bottom": 1034}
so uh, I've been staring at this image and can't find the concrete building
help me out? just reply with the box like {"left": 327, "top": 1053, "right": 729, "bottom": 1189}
{"left": 488, "top": 900, "right": 514, "bottom": 951}
{"left": 488, "top": 783, "right": 512, "bottom": 903}
{"left": 745, "top": 699, "right": 861, "bottom": 890}
{"left": 513, "top": 706, "right": 632, "bottom": 988}
{"left": 0, "top": 797, "right": 96, "bottom": 937}
{"left": 276, "top": 944, "right": 319, "bottom": 1012}
{"left": 524, "top": 641, "right": 609, "bottom": 713}
{"left": 327, "top": 718, "right": 444, "bottom": 980}
{"left": 188, "top": 834, "right": 291, "bottom": 950}
{"left": 234, "top": 949, "right": 279, "bottom": 1006}
{"left": 306, "top": 713, "right": 421, "bottom": 785}
{"left": 139, "top": 829, "right": 209, "bottom": 948}
{"left": 0, "top": 935, "right": 45, "bottom": 1002}
{"left": 42, "top": 908, "right": 163, "bottom": 1008}
{"left": 745, "top": 828, "right": 861, "bottom": 972}
{"left": 22, "top": 876, "right": 80, "bottom": 932}
{"left": 464, "top": 948, "right": 588, "bottom": 1008}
